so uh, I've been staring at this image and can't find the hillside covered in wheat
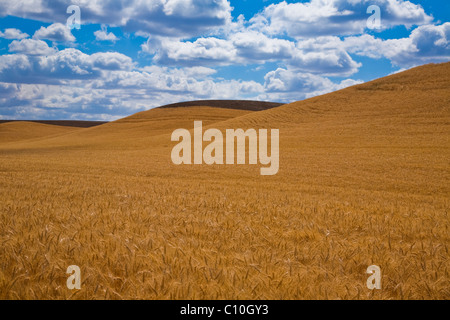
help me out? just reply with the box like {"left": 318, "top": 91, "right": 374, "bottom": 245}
{"left": 0, "top": 62, "right": 449, "bottom": 299}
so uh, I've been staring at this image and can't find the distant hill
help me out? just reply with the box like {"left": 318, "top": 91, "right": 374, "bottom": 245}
{"left": 0, "top": 121, "right": 82, "bottom": 143}
{"left": 158, "top": 100, "right": 284, "bottom": 111}
{"left": 0, "top": 120, "right": 107, "bottom": 128}
{"left": 0, "top": 101, "right": 282, "bottom": 126}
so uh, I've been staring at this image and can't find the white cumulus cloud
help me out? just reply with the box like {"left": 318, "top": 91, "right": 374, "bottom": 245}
{"left": 9, "top": 39, "right": 56, "bottom": 56}
{"left": 0, "top": 28, "right": 29, "bottom": 39}
{"left": 94, "top": 25, "right": 119, "bottom": 42}
{"left": 250, "top": 0, "right": 433, "bottom": 38}
{"left": 261, "top": 67, "right": 363, "bottom": 102}
{"left": 0, "top": 0, "right": 232, "bottom": 38}
{"left": 33, "top": 23, "right": 76, "bottom": 42}
{"left": 344, "top": 23, "right": 450, "bottom": 67}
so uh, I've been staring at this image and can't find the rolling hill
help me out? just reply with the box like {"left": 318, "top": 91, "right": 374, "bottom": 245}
{"left": 0, "top": 121, "right": 82, "bottom": 144}
{"left": 158, "top": 100, "right": 283, "bottom": 111}
{"left": 0, "top": 62, "right": 448, "bottom": 300}
{"left": 0, "top": 120, "right": 107, "bottom": 128}
{"left": 0, "top": 106, "right": 256, "bottom": 150}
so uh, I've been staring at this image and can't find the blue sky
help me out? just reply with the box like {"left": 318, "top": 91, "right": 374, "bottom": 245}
{"left": 0, "top": 0, "right": 448, "bottom": 120}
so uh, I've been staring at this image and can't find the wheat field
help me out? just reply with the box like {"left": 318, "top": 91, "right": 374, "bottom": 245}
{"left": 0, "top": 63, "right": 449, "bottom": 299}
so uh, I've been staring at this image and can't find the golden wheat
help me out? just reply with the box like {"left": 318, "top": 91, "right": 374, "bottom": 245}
{"left": 0, "top": 63, "right": 449, "bottom": 300}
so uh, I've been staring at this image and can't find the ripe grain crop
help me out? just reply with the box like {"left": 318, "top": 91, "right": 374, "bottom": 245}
{"left": 0, "top": 63, "right": 449, "bottom": 299}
